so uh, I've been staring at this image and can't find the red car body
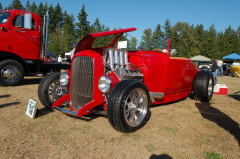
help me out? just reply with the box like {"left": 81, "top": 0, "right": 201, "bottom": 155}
{"left": 39, "top": 27, "right": 213, "bottom": 132}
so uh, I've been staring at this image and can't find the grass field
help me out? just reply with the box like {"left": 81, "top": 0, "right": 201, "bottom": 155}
{"left": 0, "top": 76, "right": 239, "bottom": 159}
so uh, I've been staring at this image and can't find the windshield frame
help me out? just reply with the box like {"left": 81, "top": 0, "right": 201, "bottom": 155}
{"left": 0, "top": 12, "right": 11, "bottom": 24}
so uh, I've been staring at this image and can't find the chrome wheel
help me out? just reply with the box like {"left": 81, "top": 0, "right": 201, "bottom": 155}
{"left": 2, "top": 66, "right": 19, "bottom": 82}
{"left": 38, "top": 72, "right": 69, "bottom": 108}
{"left": 208, "top": 78, "right": 213, "bottom": 96}
{"left": 107, "top": 79, "right": 150, "bottom": 132}
{"left": 48, "top": 78, "right": 64, "bottom": 103}
{"left": 124, "top": 88, "right": 148, "bottom": 127}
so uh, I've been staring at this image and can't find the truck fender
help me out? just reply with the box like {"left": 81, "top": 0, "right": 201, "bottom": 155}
{"left": 0, "top": 51, "right": 29, "bottom": 75}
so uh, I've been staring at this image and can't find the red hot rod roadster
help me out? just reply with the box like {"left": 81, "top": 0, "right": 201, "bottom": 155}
{"left": 38, "top": 27, "right": 214, "bottom": 132}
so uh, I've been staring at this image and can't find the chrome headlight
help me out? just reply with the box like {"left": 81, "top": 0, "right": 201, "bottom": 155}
{"left": 98, "top": 76, "right": 112, "bottom": 93}
{"left": 60, "top": 72, "right": 69, "bottom": 86}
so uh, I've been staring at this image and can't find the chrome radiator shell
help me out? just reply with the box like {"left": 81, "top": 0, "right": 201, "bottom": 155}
{"left": 71, "top": 56, "right": 94, "bottom": 111}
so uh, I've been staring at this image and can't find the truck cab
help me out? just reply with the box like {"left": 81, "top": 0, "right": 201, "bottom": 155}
{"left": 0, "top": 10, "right": 41, "bottom": 59}
{"left": 0, "top": 10, "right": 69, "bottom": 86}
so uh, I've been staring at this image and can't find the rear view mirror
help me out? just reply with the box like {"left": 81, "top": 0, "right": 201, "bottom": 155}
{"left": 23, "top": 13, "right": 32, "bottom": 29}
{"left": 170, "top": 49, "right": 177, "bottom": 56}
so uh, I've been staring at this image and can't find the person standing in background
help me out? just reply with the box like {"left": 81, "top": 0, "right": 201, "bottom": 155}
{"left": 217, "top": 59, "right": 223, "bottom": 77}
{"left": 58, "top": 55, "right": 62, "bottom": 63}
{"left": 212, "top": 59, "right": 218, "bottom": 85}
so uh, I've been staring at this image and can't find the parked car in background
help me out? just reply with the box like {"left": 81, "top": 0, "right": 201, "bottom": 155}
{"left": 230, "top": 63, "right": 240, "bottom": 77}
{"left": 195, "top": 61, "right": 213, "bottom": 71}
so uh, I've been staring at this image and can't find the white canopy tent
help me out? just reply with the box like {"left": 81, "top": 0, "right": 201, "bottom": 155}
{"left": 190, "top": 55, "right": 211, "bottom": 61}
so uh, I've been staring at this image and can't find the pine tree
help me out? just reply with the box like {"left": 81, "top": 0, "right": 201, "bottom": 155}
{"left": 152, "top": 24, "right": 165, "bottom": 49}
{"left": 194, "top": 24, "right": 205, "bottom": 55}
{"left": 37, "top": 2, "right": 45, "bottom": 20}
{"left": 164, "top": 19, "right": 172, "bottom": 41}
{"left": 11, "top": 0, "right": 24, "bottom": 10}
{"left": 54, "top": 3, "right": 63, "bottom": 28}
{"left": 47, "top": 4, "right": 55, "bottom": 34}
{"left": 25, "top": 1, "right": 30, "bottom": 11}
{"left": 48, "top": 28, "right": 64, "bottom": 56}
{"left": 90, "top": 18, "right": 102, "bottom": 33}
{"left": 203, "top": 24, "right": 217, "bottom": 59}
{"left": 128, "top": 37, "right": 138, "bottom": 51}
{"left": 216, "top": 31, "right": 226, "bottom": 58}
{"left": 28, "top": 2, "right": 38, "bottom": 13}
{"left": 62, "top": 11, "right": 76, "bottom": 53}
{"left": 0, "top": 3, "right": 3, "bottom": 12}
{"left": 140, "top": 28, "right": 154, "bottom": 50}
{"left": 76, "top": 5, "right": 90, "bottom": 40}
{"left": 222, "top": 26, "right": 240, "bottom": 55}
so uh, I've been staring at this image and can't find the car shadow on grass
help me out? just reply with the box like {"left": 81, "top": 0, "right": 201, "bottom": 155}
{"left": 150, "top": 97, "right": 188, "bottom": 108}
{"left": 73, "top": 113, "right": 106, "bottom": 122}
{"left": 0, "top": 102, "right": 21, "bottom": 108}
{"left": 22, "top": 77, "right": 43, "bottom": 85}
{"left": 0, "top": 94, "right": 11, "bottom": 98}
{"left": 195, "top": 102, "right": 240, "bottom": 146}
{"left": 0, "top": 94, "right": 21, "bottom": 108}
{"left": 149, "top": 154, "right": 173, "bottom": 159}
{"left": 35, "top": 107, "right": 54, "bottom": 118}
{"left": 228, "top": 91, "right": 240, "bottom": 101}
{"left": 35, "top": 107, "right": 105, "bottom": 122}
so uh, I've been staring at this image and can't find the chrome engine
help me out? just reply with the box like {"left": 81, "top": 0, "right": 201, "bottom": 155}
{"left": 103, "top": 48, "right": 143, "bottom": 80}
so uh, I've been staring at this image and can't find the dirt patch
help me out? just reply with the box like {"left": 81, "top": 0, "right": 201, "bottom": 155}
{"left": 0, "top": 76, "right": 239, "bottom": 159}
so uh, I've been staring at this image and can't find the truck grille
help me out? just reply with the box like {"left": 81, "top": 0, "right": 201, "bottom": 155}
{"left": 71, "top": 56, "right": 93, "bottom": 111}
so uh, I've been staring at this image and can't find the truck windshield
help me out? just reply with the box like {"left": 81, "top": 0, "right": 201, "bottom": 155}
{"left": 0, "top": 12, "right": 10, "bottom": 24}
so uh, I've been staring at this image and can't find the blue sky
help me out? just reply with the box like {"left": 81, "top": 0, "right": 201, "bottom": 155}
{"left": 1, "top": 0, "right": 240, "bottom": 41}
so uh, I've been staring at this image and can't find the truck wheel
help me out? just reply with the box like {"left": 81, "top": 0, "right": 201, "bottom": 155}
{"left": 193, "top": 71, "right": 214, "bottom": 102}
{"left": 107, "top": 79, "right": 151, "bottom": 133}
{"left": 0, "top": 59, "right": 24, "bottom": 86}
{"left": 38, "top": 72, "right": 63, "bottom": 108}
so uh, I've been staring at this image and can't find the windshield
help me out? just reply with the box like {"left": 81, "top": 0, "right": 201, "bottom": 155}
{"left": 0, "top": 12, "right": 10, "bottom": 24}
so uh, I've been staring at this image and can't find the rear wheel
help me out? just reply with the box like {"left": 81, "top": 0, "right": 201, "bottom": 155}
{"left": 193, "top": 71, "right": 214, "bottom": 102}
{"left": 107, "top": 79, "right": 151, "bottom": 133}
{"left": 38, "top": 72, "right": 67, "bottom": 108}
{"left": 0, "top": 59, "right": 24, "bottom": 86}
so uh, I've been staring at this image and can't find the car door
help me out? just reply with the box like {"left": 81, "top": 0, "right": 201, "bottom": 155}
{"left": 7, "top": 13, "right": 41, "bottom": 59}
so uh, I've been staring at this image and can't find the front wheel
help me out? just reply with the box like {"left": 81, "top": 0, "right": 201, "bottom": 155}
{"left": 193, "top": 71, "right": 214, "bottom": 102}
{"left": 38, "top": 72, "right": 68, "bottom": 108}
{"left": 0, "top": 59, "right": 24, "bottom": 86}
{"left": 107, "top": 79, "right": 151, "bottom": 133}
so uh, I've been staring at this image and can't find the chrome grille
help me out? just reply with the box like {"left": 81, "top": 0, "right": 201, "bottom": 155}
{"left": 71, "top": 56, "right": 93, "bottom": 111}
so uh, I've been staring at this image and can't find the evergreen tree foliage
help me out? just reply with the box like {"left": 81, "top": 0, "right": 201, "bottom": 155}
{"left": 164, "top": 19, "right": 172, "bottom": 41}
{"left": 152, "top": 24, "right": 165, "bottom": 49}
{"left": 28, "top": 2, "right": 38, "bottom": 13}
{"left": 62, "top": 11, "right": 76, "bottom": 52}
{"left": 128, "top": 37, "right": 138, "bottom": 51}
{"left": 0, "top": 3, "right": 3, "bottom": 12}
{"left": 76, "top": 5, "right": 90, "bottom": 40}
{"left": 202, "top": 25, "right": 217, "bottom": 59}
{"left": 11, "top": 0, "right": 24, "bottom": 10}
{"left": 140, "top": 28, "right": 154, "bottom": 50}
{"left": 25, "top": 1, "right": 30, "bottom": 11}
{"left": 90, "top": 18, "right": 102, "bottom": 33}
{"left": 194, "top": 24, "right": 205, "bottom": 55}
{"left": 1, "top": 1, "right": 240, "bottom": 58}
{"left": 48, "top": 28, "right": 64, "bottom": 56}
{"left": 37, "top": 2, "right": 46, "bottom": 21}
